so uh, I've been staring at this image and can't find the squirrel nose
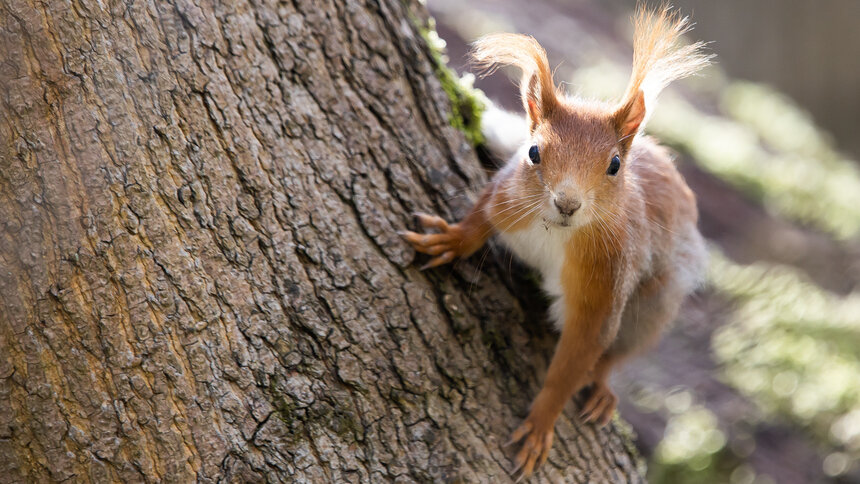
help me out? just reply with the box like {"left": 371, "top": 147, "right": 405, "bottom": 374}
{"left": 554, "top": 194, "right": 581, "bottom": 217}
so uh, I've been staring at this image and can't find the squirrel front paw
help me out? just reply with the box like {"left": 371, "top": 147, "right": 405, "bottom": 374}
{"left": 400, "top": 213, "right": 476, "bottom": 270}
{"left": 508, "top": 417, "right": 555, "bottom": 480}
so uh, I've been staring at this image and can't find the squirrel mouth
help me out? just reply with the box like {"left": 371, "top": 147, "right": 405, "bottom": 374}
{"left": 543, "top": 217, "right": 573, "bottom": 229}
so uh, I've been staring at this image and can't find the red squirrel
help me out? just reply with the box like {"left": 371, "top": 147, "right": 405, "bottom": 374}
{"left": 402, "top": 6, "right": 711, "bottom": 478}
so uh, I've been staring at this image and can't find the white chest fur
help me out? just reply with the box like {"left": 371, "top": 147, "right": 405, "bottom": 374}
{"left": 498, "top": 220, "right": 573, "bottom": 330}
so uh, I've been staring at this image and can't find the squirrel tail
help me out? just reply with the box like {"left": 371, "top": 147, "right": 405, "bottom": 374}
{"left": 623, "top": 5, "right": 712, "bottom": 121}
{"left": 480, "top": 102, "right": 529, "bottom": 163}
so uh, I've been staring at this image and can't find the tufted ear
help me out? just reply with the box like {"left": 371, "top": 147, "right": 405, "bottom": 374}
{"left": 614, "top": 89, "right": 646, "bottom": 147}
{"left": 613, "top": 6, "right": 713, "bottom": 147}
{"left": 471, "top": 33, "right": 559, "bottom": 132}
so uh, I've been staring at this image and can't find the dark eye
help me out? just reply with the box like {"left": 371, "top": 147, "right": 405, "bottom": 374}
{"left": 528, "top": 145, "right": 540, "bottom": 164}
{"left": 607, "top": 154, "right": 621, "bottom": 176}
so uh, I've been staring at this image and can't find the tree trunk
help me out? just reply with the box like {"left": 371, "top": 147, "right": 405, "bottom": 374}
{"left": 0, "top": 0, "right": 643, "bottom": 482}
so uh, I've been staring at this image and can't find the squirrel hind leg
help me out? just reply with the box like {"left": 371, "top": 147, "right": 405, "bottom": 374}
{"left": 579, "top": 353, "right": 620, "bottom": 427}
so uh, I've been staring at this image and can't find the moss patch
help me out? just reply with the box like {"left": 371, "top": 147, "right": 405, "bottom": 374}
{"left": 419, "top": 18, "right": 487, "bottom": 146}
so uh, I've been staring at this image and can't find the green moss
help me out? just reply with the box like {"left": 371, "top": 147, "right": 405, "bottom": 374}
{"left": 269, "top": 378, "right": 363, "bottom": 441}
{"left": 481, "top": 325, "right": 506, "bottom": 351}
{"left": 269, "top": 375, "right": 298, "bottom": 425}
{"left": 613, "top": 417, "right": 648, "bottom": 477}
{"left": 273, "top": 394, "right": 297, "bottom": 424}
{"left": 419, "top": 18, "right": 487, "bottom": 146}
{"left": 326, "top": 404, "right": 362, "bottom": 439}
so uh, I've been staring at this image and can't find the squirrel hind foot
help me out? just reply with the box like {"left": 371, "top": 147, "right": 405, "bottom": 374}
{"left": 579, "top": 383, "right": 618, "bottom": 427}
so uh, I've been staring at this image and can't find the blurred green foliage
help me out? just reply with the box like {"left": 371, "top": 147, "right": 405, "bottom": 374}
{"left": 643, "top": 249, "right": 860, "bottom": 482}
{"left": 711, "top": 251, "right": 860, "bottom": 475}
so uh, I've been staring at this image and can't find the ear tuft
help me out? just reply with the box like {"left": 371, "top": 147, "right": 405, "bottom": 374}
{"left": 470, "top": 34, "right": 559, "bottom": 131}
{"left": 615, "top": 6, "right": 712, "bottom": 141}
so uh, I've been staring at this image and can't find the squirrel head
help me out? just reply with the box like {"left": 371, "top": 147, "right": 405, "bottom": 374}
{"left": 472, "top": 34, "right": 646, "bottom": 229}
{"left": 516, "top": 96, "right": 643, "bottom": 228}
{"left": 471, "top": 10, "right": 709, "bottom": 229}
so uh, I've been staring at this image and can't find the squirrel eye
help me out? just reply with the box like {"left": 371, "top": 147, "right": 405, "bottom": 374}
{"left": 607, "top": 154, "right": 621, "bottom": 176}
{"left": 528, "top": 145, "right": 540, "bottom": 164}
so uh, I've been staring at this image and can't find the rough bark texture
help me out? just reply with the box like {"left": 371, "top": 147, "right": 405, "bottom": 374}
{"left": 0, "top": 0, "right": 643, "bottom": 482}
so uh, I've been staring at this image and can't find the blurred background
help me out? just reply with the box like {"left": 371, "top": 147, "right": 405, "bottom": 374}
{"left": 426, "top": 0, "right": 860, "bottom": 482}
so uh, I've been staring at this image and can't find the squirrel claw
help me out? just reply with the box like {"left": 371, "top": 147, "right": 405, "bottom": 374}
{"left": 508, "top": 420, "right": 552, "bottom": 480}
{"left": 508, "top": 421, "right": 532, "bottom": 446}
{"left": 419, "top": 251, "right": 455, "bottom": 270}
{"left": 402, "top": 213, "right": 465, "bottom": 269}
{"left": 579, "top": 384, "right": 618, "bottom": 427}
{"left": 413, "top": 212, "right": 450, "bottom": 231}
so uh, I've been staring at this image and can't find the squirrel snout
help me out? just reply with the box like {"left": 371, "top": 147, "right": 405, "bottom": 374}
{"left": 553, "top": 193, "right": 582, "bottom": 217}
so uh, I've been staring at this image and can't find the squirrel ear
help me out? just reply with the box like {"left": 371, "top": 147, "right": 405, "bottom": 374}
{"left": 470, "top": 34, "right": 559, "bottom": 132}
{"left": 522, "top": 71, "right": 557, "bottom": 132}
{"left": 614, "top": 89, "right": 646, "bottom": 144}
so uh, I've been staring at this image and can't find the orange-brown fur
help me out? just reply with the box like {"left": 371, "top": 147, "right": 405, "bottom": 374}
{"left": 402, "top": 5, "right": 710, "bottom": 478}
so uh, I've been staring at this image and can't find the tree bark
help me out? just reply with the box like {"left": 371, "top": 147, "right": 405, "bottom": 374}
{"left": 0, "top": 0, "right": 643, "bottom": 482}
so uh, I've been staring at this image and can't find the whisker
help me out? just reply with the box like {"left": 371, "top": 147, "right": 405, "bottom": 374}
{"left": 589, "top": 205, "right": 625, "bottom": 257}
{"left": 500, "top": 201, "right": 546, "bottom": 274}
{"left": 501, "top": 199, "right": 545, "bottom": 232}
{"left": 482, "top": 193, "right": 545, "bottom": 212}
{"left": 482, "top": 197, "right": 544, "bottom": 230}
{"left": 616, "top": 132, "right": 636, "bottom": 144}
{"left": 469, "top": 246, "right": 493, "bottom": 297}
{"left": 480, "top": 199, "right": 544, "bottom": 238}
